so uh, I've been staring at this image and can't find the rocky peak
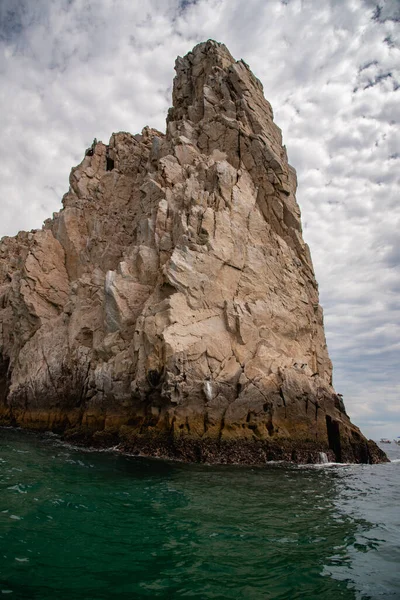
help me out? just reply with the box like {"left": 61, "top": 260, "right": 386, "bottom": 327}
{"left": 0, "top": 41, "right": 387, "bottom": 465}
{"left": 168, "top": 40, "right": 280, "bottom": 160}
{"left": 168, "top": 40, "right": 236, "bottom": 125}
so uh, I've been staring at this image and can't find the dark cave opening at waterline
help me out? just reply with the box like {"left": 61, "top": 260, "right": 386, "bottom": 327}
{"left": 326, "top": 415, "right": 342, "bottom": 462}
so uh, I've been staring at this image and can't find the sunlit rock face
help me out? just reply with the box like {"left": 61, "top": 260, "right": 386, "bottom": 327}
{"left": 0, "top": 41, "right": 387, "bottom": 464}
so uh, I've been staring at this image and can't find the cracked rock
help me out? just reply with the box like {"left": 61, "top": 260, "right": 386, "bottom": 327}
{"left": 0, "top": 40, "right": 387, "bottom": 465}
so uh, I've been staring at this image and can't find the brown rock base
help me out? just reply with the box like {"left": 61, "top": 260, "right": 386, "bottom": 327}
{"left": 0, "top": 408, "right": 387, "bottom": 465}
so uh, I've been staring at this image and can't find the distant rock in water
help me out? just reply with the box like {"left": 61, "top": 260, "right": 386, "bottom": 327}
{"left": 0, "top": 41, "right": 387, "bottom": 464}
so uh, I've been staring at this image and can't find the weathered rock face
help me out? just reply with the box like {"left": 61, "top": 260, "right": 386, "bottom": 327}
{"left": 0, "top": 41, "right": 387, "bottom": 464}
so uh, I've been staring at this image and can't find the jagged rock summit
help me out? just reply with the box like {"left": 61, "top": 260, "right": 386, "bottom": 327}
{"left": 0, "top": 41, "right": 386, "bottom": 464}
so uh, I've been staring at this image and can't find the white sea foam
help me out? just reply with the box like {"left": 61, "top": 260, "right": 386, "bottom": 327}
{"left": 318, "top": 452, "right": 329, "bottom": 464}
{"left": 298, "top": 462, "right": 351, "bottom": 469}
{"left": 7, "top": 484, "right": 27, "bottom": 494}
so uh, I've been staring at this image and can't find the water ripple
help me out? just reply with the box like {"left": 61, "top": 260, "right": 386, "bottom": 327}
{"left": 0, "top": 428, "right": 399, "bottom": 599}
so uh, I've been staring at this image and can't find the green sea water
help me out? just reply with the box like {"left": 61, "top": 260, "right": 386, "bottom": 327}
{"left": 0, "top": 429, "right": 399, "bottom": 599}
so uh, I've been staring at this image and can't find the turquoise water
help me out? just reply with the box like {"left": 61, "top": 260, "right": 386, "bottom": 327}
{"left": 0, "top": 429, "right": 399, "bottom": 599}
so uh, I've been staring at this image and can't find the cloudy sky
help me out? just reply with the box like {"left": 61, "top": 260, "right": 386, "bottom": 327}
{"left": 0, "top": 0, "right": 399, "bottom": 440}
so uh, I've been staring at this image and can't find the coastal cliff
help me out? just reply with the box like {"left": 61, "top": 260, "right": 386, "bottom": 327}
{"left": 0, "top": 41, "right": 387, "bottom": 464}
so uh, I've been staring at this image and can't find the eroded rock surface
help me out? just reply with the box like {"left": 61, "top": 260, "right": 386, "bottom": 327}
{"left": 0, "top": 41, "right": 387, "bottom": 464}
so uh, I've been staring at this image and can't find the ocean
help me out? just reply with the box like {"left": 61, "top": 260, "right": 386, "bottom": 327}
{"left": 0, "top": 428, "right": 399, "bottom": 599}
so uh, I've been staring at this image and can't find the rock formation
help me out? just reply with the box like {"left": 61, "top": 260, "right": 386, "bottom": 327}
{"left": 0, "top": 41, "right": 387, "bottom": 464}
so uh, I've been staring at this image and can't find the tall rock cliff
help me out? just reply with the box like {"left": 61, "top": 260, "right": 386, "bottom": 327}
{"left": 0, "top": 41, "right": 386, "bottom": 464}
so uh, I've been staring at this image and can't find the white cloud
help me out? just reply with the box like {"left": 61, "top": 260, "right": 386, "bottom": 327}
{"left": 0, "top": 0, "right": 399, "bottom": 440}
